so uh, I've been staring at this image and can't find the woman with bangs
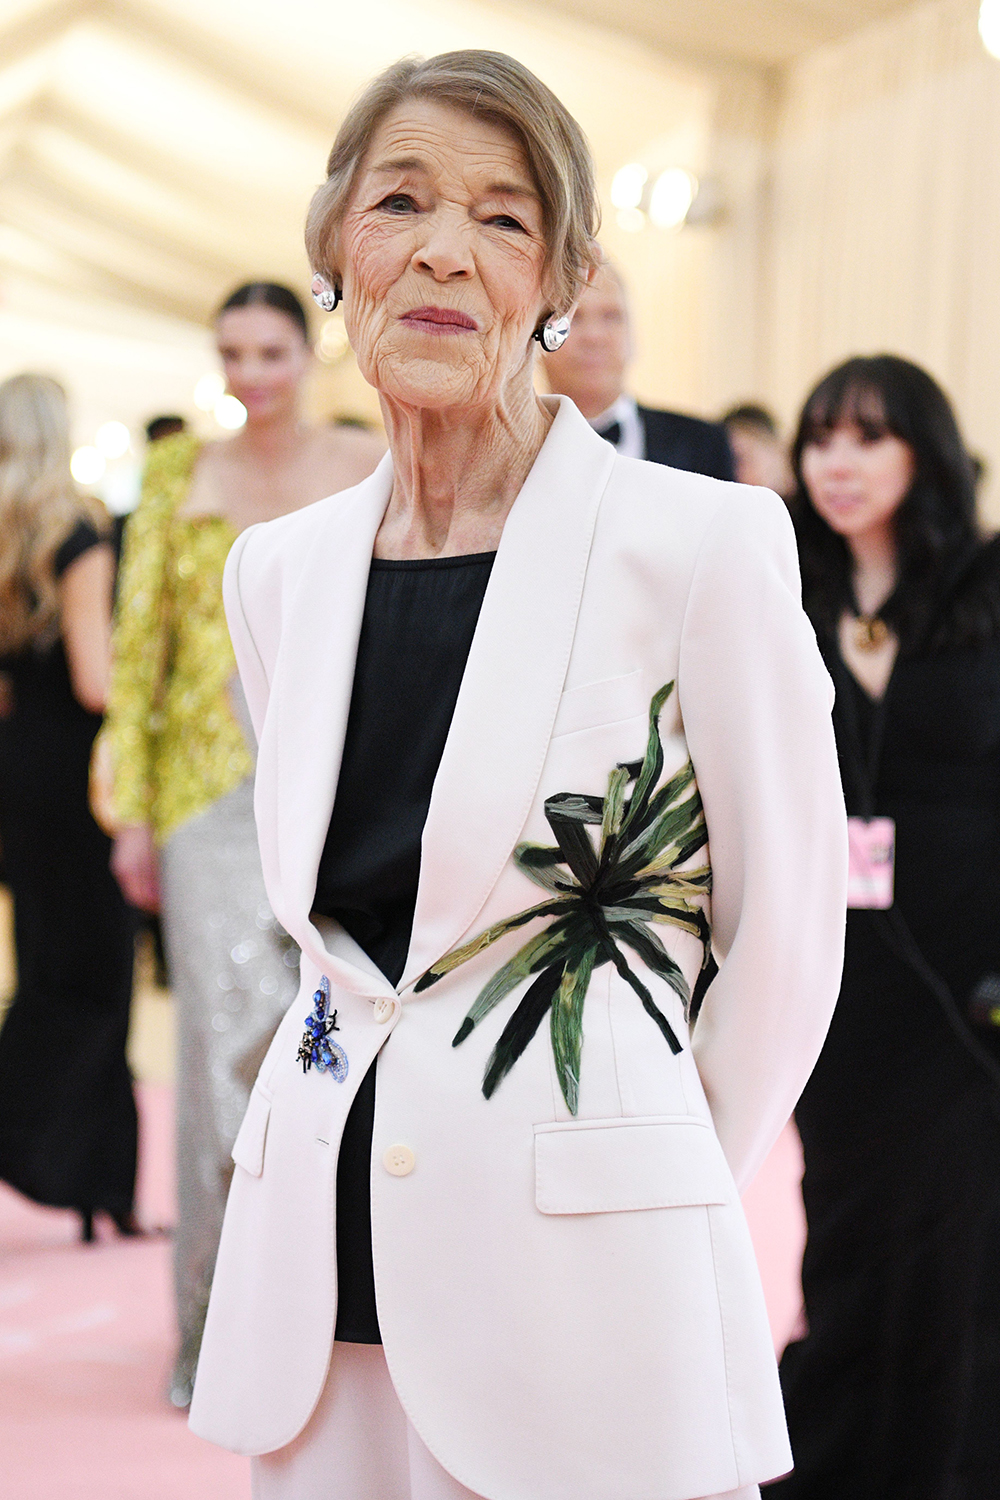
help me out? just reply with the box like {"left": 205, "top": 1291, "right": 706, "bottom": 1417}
{"left": 774, "top": 355, "right": 1000, "bottom": 1498}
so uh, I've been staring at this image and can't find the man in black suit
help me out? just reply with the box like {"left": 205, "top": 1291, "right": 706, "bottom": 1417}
{"left": 544, "top": 261, "right": 734, "bottom": 481}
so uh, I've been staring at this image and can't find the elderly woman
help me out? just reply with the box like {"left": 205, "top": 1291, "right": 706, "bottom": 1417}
{"left": 189, "top": 51, "right": 846, "bottom": 1500}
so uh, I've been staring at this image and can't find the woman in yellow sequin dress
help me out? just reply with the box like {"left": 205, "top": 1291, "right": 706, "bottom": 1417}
{"left": 102, "top": 282, "right": 384, "bottom": 1406}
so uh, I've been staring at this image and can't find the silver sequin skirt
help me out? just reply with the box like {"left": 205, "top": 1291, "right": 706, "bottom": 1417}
{"left": 160, "top": 775, "right": 299, "bottom": 1406}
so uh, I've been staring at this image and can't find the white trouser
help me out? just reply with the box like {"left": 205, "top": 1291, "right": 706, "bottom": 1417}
{"left": 251, "top": 1341, "right": 762, "bottom": 1500}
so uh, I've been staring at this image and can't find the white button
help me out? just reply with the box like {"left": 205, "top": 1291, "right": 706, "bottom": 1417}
{"left": 373, "top": 996, "right": 395, "bottom": 1024}
{"left": 383, "top": 1144, "right": 415, "bottom": 1177}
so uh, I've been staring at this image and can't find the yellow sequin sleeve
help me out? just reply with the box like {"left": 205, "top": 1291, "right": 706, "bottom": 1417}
{"left": 102, "top": 433, "right": 198, "bottom": 830}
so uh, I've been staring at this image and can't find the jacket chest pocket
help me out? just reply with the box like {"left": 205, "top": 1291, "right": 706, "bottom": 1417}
{"left": 533, "top": 1115, "right": 733, "bottom": 1215}
{"left": 551, "top": 669, "right": 645, "bottom": 738}
{"left": 231, "top": 1084, "right": 272, "bottom": 1178}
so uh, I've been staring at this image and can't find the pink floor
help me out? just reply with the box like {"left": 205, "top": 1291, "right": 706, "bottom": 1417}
{"left": 0, "top": 1088, "right": 805, "bottom": 1499}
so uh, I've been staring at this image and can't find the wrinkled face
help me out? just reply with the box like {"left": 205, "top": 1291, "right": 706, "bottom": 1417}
{"left": 543, "top": 261, "right": 630, "bottom": 411}
{"left": 215, "top": 305, "right": 310, "bottom": 422}
{"left": 801, "top": 412, "right": 916, "bottom": 542}
{"left": 335, "top": 99, "right": 549, "bottom": 411}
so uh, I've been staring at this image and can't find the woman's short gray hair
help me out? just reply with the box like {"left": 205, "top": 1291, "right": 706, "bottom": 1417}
{"left": 305, "top": 50, "right": 601, "bottom": 318}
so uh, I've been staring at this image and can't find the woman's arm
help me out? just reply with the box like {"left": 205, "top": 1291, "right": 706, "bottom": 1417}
{"left": 59, "top": 542, "right": 115, "bottom": 714}
{"left": 101, "top": 440, "right": 186, "bottom": 831}
{"left": 110, "top": 822, "right": 160, "bottom": 912}
{"left": 100, "top": 438, "right": 194, "bottom": 909}
{"left": 678, "top": 489, "right": 848, "bottom": 1191}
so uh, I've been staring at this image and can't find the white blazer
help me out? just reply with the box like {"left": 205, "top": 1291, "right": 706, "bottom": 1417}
{"left": 190, "top": 396, "right": 847, "bottom": 1499}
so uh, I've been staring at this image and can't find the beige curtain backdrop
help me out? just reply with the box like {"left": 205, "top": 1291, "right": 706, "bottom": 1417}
{"left": 755, "top": 0, "right": 1000, "bottom": 519}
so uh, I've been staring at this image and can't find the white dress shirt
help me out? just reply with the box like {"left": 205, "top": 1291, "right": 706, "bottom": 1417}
{"left": 589, "top": 393, "right": 645, "bottom": 459}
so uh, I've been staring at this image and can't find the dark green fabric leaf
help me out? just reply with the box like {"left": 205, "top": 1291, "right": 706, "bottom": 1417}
{"left": 482, "top": 964, "right": 564, "bottom": 1099}
{"left": 609, "top": 919, "right": 691, "bottom": 1008}
{"left": 544, "top": 792, "right": 604, "bottom": 825}
{"left": 619, "top": 681, "right": 672, "bottom": 836}
{"left": 609, "top": 949, "right": 683, "bottom": 1056}
{"left": 415, "top": 897, "right": 573, "bottom": 992}
{"left": 546, "top": 803, "right": 600, "bottom": 885}
{"left": 550, "top": 946, "right": 597, "bottom": 1114}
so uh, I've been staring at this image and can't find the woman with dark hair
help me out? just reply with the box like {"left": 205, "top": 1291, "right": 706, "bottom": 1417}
{"left": 101, "top": 281, "right": 384, "bottom": 1406}
{"left": 773, "top": 355, "right": 1000, "bottom": 1498}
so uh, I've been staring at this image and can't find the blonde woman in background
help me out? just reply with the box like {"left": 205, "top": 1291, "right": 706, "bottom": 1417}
{"left": 0, "top": 374, "right": 138, "bottom": 1245}
{"left": 102, "top": 281, "right": 384, "bottom": 1407}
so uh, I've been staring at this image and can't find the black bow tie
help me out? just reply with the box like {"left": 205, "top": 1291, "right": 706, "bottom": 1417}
{"left": 596, "top": 420, "right": 621, "bottom": 447}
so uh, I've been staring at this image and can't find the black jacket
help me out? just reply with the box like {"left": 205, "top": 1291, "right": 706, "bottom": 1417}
{"left": 638, "top": 405, "right": 734, "bottom": 481}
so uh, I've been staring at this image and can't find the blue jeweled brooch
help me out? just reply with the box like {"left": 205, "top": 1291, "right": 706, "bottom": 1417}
{"left": 296, "top": 975, "right": 348, "bottom": 1081}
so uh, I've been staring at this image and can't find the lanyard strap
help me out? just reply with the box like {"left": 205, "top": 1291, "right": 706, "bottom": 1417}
{"left": 826, "top": 637, "right": 1000, "bottom": 1092}
{"left": 826, "top": 646, "right": 891, "bottom": 820}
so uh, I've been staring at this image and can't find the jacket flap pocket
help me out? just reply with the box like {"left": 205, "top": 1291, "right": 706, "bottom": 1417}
{"left": 551, "top": 669, "right": 643, "bottom": 738}
{"left": 231, "top": 1085, "right": 272, "bottom": 1178}
{"left": 534, "top": 1115, "right": 732, "bottom": 1215}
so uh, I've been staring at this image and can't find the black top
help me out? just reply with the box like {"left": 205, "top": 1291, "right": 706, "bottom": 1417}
{"left": 775, "top": 553, "right": 1000, "bottom": 1496}
{"left": 313, "top": 551, "right": 495, "bottom": 1342}
{"left": 0, "top": 520, "right": 106, "bottom": 734}
{"left": 637, "top": 405, "right": 734, "bottom": 482}
{"left": 0, "top": 516, "right": 137, "bottom": 1222}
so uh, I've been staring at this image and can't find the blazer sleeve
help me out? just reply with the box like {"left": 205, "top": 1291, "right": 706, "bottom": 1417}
{"left": 677, "top": 488, "right": 847, "bottom": 1191}
{"left": 222, "top": 524, "right": 271, "bottom": 745}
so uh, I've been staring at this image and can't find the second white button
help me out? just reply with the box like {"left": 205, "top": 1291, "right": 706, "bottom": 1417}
{"left": 383, "top": 1144, "right": 415, "bottom": 1177}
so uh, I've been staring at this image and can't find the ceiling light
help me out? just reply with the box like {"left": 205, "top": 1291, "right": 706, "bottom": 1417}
{"left": 611, "top": 163, "right": 648, "bottom": 211}
{"left": 194, "top": 372, "right": 226, "bottom": 411}
{"left": 981, "top": 0, "right": 1000, "bottom": 58}
{"left": 648, "top": 169, "right": 697, "bottom": 230}
{"left": 95, "top": 420, "right": 130, "bottom": 459}
{"left": 71, "top": 446, "right": 106, "bottom": 485}
{"left": 214, "top": 395, "right": 247, "bottom": 430}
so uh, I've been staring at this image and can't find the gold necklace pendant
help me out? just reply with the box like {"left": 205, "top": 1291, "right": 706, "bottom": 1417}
{"left": 854, "top": 614, "right": 890, "bottom": 652}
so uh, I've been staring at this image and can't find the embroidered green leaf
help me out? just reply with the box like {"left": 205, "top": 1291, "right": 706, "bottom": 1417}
{"left": 418, "top": 682, "right": 712, "bottom": 1113}
{"left": 550, "top": 946, "right": 597, "bottom": 1113}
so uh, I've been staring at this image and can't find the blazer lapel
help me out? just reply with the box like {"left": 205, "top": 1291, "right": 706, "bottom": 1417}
{"left": 269, "top": 457, "right": 395, "bottom": 995}
{"left": 398, "top": 397, "right": 616, "bottom": 991}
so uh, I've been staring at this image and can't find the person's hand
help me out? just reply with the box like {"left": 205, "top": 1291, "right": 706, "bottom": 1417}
{"left": 111, "top": 823, "right": 161, "bottom": 912}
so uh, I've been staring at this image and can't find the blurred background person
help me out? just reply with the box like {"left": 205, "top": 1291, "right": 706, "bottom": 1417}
{"left": 772, "top": 355, "right": 1000, "bottom": 1499}
{"left": 543, "top": 257, "right": 734, "bottom": 480}
{"left": 0, "top": 374, "right": 138, "bottom": 1245}
{"left": 101, "top": 280, "right": 384, "bottom": 1408}
{"left": 722, "top": 403, "right": 794, "bottom": 498}
{"left": 144, "top": 415, "right": 188, "bottom": 445}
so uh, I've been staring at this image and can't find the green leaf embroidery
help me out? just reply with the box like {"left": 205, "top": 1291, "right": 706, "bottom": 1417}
{"left": 415, "top": 682, "right": 712, "bottom": 1113}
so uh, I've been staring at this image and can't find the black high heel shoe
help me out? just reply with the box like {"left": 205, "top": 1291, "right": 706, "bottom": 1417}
{"left": 78, "top": 1209, "right": 95, "bottom": 1243}
{"left": 109, "top": 1210, "right": 143, "bottom": 1237}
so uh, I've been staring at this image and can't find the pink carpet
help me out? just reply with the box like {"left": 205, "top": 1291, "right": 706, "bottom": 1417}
{"left": 0, "top": 1088, "right": 804, "bottom": 1498}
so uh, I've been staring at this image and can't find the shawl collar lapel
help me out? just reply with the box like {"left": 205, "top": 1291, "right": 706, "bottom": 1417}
{"left": 398, "top": 397, "right": 615, "bottom": 991}
{"left": 271, "top": 457, "right": 394, "bottom": 995}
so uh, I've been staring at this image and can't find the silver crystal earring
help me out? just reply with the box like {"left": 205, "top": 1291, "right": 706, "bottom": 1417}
{"left": 532, "top": 314, "right": 571, "bottom": 353}
{"left": 311, "top": 273, "right": 342, "bottom": 313}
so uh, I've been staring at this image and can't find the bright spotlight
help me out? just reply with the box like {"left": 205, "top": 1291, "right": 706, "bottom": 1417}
{"left": 611, "top": 163, "right": 648, "bottom": 211}
{"left": 981, "top": 0, "right": 1000, "bottom": 58}
{"left": 648, "top": 168, "right": 696, "bottom": 229}
{"left": 95, "top": 420, "right": 130, "bottom": 459}
{"left": 194, "top": 372, "right": 226, "bottom": 411}
{"left": 71, "top": 446, "right": 106, "bottom": 485}
{"left": 214, "top": 395, "right": 247, "bottom": 430}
